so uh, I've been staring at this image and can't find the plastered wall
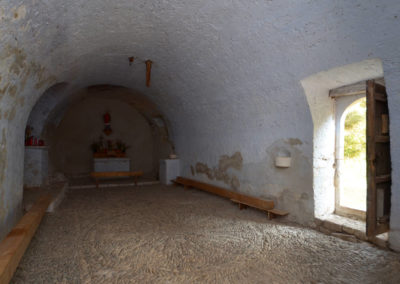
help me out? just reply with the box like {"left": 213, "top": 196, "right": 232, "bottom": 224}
{"left": 49, "top": 97, "right": 156, "bottom": 176}
{"left": 0, "top": 0, "right": 399, "bottom": 250}
{"left": 27, "top": 85, "right": 173, "bottom": 178}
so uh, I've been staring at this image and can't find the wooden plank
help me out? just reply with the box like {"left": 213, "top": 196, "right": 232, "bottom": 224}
{"left": 366, "top": 79, "right": 391, "bottom": 237}
{"left": 145, "top": 60, "right": 152, "bottom": 87}
{"left": 329, "top": 81, "right": 366, "bottom": 98}
{"left": 381, "top": 114, "right": 389, "bottom": 134}
{"left": 91, "top": 171, "right": 144, "bottom": 188}
{"left": 373, "top": 222, "right": 389, "bottom": 236}
{"left": 238, "top": 203, "right": 248, "bottom": 210}
{"left": 267, "top": 209, "right": 289, "bottom": 216}
{"left": 375, "top": 92, "right": 387, "bottom": 102}
{"left": 266, "top": 209, "right": 289, "bottom": 220}
{"left": 374, "top": 83, "right": 387, "bottom": 95}
{"left": 90, "top": 171, "right": 144, "bottom": 178}
{"left": 231, "top": 200, "right": 249, "bottom": 210}
{"left": 375, "top": 136, "right": 389, "bottom": 143}
{"left": 329, "top": 78, "right": 384, "bottom": 98}
{"left": 175, "top": 177, "right": 236, "bottom": 199}
{"left": 366, "top": 79, "right": 377, "bottom": 237}
{"left": 233, "top": 192, "right": 274, "bottom": 211}
{"left": 376, "top": 174, "right": 391, "bottom": 184}
{"left": 0, "top": 195, "right": 51, "bottom": 284}
{"left": 174, "top": 177, "right": 274, "bottom": 210}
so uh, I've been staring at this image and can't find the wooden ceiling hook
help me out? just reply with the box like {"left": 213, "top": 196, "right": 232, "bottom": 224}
{"left": 145, "top": 60, "right": 152, "bottom": 87}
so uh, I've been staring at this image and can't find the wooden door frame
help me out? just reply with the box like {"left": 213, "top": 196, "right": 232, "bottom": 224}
{"left": 330, "top": 78, "right": 388, "bottom": 224}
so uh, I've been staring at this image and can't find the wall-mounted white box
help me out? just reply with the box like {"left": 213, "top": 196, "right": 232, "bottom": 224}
{"left": 275, "top": 156, "right": 291, "bottom": 168}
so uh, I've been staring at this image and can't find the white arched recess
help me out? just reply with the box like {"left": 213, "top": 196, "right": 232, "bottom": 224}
{"left": 301, "top": 58, "right": 400, "bottom": 251}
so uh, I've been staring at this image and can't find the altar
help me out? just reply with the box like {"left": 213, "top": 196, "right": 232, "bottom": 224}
{"left": 93, "top": 158, "right": 130, "bottom": 172}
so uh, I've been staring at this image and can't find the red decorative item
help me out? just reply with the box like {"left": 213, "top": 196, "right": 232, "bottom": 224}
{"left": 34, "top": 138, "right": 38, "bottom": 146}
{"left": 103, "top": 112, "right": 112, "bottom": 136}
{"left": 27, "top": 137, "right": 33, "bottom": 146}
{"left": 103, "top": 112, "right": 111, "bottom": 123}
{"left": 38, "top": 139, "right": 44, "bottom": 146}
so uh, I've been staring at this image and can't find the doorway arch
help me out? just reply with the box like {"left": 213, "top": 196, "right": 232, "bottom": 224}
{"left": 300, "top": 58, "right": 384, "bottom": 219}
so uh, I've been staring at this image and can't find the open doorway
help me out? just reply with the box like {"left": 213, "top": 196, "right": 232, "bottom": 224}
{"left": 337, "top": 97, "right": 367, "bottom": 217}
{"left": 301, "top": 60, "right": 393, "bottom": 244}
{"left": 334, "top": 90, "right": 367, "bottom": 220}
{"left": 331, "top": 78, "right": 391, "bottom": 237}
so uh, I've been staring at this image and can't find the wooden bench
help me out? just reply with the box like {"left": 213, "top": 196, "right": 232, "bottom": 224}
{"left": 173, "top": 177, "right": 279, "bottom": 216}
{"left": 90, "top": 171, "right": 144, "bottom": 188}
{"left": 0, "top": 195, "right": 52, "bottom": 284}
{"left": 266, "top": 208, "right": 289, "bottom": 220}
{"left": 230, "top": 199, "right": 289, "bottom": 219}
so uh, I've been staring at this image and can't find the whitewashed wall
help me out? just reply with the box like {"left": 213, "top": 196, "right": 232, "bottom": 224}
{"left": 0, "top": 0, "right": 399, "bottom": 250}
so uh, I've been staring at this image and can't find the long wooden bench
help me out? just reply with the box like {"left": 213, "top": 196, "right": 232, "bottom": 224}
{"left": 229, "top": 199, "right": 289, "bottom": 219}
{"left": 266, "top": 208, "right": 290, "bottom": 220}
{"left": 90, "top": 171, "right": 144, "bottom": 188}
{"left": 0, "top": 195, "right": 52, "bottom": 284}
{"left": 173, "top": 177, "right": 290, "bottom": 219}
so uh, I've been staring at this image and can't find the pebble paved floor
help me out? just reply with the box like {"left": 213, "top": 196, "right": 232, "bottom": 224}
{"left": 12, "top": 185, "right": 400, "bottom": 283}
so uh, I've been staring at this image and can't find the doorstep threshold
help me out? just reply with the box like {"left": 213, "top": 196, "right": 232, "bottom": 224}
{"left": 320, "top": 213, "right": 365, "bottom": 236}
{"left": 316, "top": 214, "right": 388, "bottom": 248}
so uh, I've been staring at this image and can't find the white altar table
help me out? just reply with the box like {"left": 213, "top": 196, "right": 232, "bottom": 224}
{"left": 93, "top": 158, "right": 130, "bottom": 172}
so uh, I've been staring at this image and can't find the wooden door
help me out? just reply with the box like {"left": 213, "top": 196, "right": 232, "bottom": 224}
{"left": 366, "top": 80, "right": 391, "bottom": 237}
